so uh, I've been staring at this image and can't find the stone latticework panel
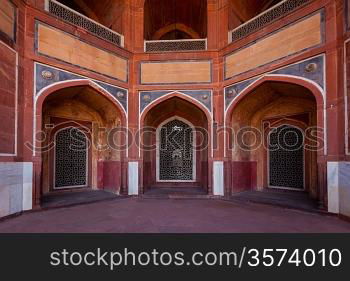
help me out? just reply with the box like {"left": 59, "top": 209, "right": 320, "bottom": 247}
{"left": 54, "top": 127, "right": 88, "bottom": 188}
{"left": 145, "top": 40, "right": 206, "bottom": 52}
{"left": 47, "top": 0, "right": 123, "bottom": 47}
{"left": 159, "top": 119, "right": 194, "bottom": 181}
{"left": 269, "top": 125, "right": 305, "bottom": 189}
{"left": 230, "top": 0, "right": 311, "bottom": 43}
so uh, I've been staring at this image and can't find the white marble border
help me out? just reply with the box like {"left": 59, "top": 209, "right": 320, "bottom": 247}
{"left": 128, "top": 162, "right": 139, "bottom": 195}
{"left": 213, "top": 161, "right": 224, "bottom": 196}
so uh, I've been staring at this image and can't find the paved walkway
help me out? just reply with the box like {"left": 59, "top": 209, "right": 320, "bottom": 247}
{"left": 41, "top": 189, "right": 119, "bottom": 209}
{"left": 0, "top": 198, "right": 349, "bottom": 233}
{"left": 231, "top": 190, "right": 319, "bottom": 213}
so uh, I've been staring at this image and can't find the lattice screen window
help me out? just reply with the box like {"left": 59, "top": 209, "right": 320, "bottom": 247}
{"left": 269, "top": 125, "right": 304, "bottom": 189}
{"left": 46, "top": 0, "right": 123, "bottom": 47}
{"left": 55, "top": 127, "right": 88, "bottom": 188}
{"left": 230, "top": 0, "right": 311, "bottom": 43}
{"left": 145, "top": 40, "right": 207, "bottom": 52}
{"left": 159, "top": 119, "right": 194, "bottom": 181}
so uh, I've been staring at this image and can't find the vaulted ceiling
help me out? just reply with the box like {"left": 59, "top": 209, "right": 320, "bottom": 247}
{"left": 229, "top": 0, "right": 282, "bottom": 30}
{"left": 58, "top": 0, "right": 126, "bottom": 33}
{"left": 57, "top": 0, "right": 282, "bottom": 38}
{"left": 144, "top": 0, "right": 207, "bottom": 40}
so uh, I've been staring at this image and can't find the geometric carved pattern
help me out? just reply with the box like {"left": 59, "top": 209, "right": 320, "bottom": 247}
{"left": 269, "top": 125, "right": 304, "bottom": 189}
{"left": 55, "top": 127, "right": 88, "bottom": 188}
{"left": 230, "top": 0, "right": 311, "bottom": 43}
{"left": 159, "top": 119, "right": 194, "bottom": 181}
{"left": 47, "top": 0, "right": 123, "bottom": 47}
{"left": 145, "top": 39, "right": 206, "bottom": 52}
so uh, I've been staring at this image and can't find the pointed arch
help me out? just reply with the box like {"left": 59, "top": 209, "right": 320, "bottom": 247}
{"left": 141, "top": 91, "right": 212, "bottom": 123}
{"left": 224, "top": 74, "right": 326, "bottom": 156}
{"left": 140, "top": 91, "right": 213, "bottom": 158}
{"left": 36, "top": 79, "right": 127, "bottom": 117}
{"left": 225, "top": 74, "right": 324, "bottom": 119}
{"left": 34, "top": 79, "right": 127, "bottom": 157}
{"left": 152, "top": 23, "right": 201, "bottom": 40}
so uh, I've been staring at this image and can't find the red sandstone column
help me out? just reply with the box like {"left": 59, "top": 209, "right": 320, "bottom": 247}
{"left": 130, "top": 0, "right": 145, "bottom": 53}
{"left": 325, "top": 0, "right": 346, "bottom": 160}
{"left": 217, "top": 0, "right": 229, "bottom": 49}
{"left": 323, "top": 0, "right": 346, "bottom": 210}
{"left": 207, "top": 0, "right": 229, "bottom": 50}
{"left": 122, "top": 0, "right": 132, "bottom": 50}
{"left": 207, "top": 0, "right": 218, "bottom": 50}
{"left": 126, "top": 54, "right": 142, "bottom": 195}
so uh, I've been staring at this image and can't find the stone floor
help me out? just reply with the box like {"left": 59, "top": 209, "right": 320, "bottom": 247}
{"left": 0, "top": 197, "right": 350, "bottom": 233}
{"left": 143, "top": 187, "right": 208, "bottom": 199}
{"left": 41, "top": 189, "right": 120, "bottom": 209}
{"left": 231, "top": 189, "right": 319, "bottom": 213}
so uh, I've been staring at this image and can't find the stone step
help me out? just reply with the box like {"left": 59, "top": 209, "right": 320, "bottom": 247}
{"left": 141, "top": 194, "right": 219, "bottom": 200}
{"left": 142, "top": 187, "right": 212, "bottom": 199}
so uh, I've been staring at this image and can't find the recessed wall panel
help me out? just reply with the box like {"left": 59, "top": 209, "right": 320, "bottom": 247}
{"left": 0, "top": 0, "right": 16, "bottom": 41}
{"left": 0, "top": 41, "right": 17, "bottom": 155}
{"left": 140, "top": 61, "right": 212, "bottom": 84}
{"left": 225, "top": 13, "right": 323, "bottom": 79}
{"left": 37, "top": 23, "right": 128, "bottom": 82}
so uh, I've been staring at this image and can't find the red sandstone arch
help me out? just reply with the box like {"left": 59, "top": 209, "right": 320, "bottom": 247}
{"left": 225, "top": 75, "right": 325, "bottom": 156}
{"left": 33, "top": 79, "right": 128, "bottom": 205}
{"left": 224, "top": 74, "right": 325, "bottom": 204}
{"left": 36, "top": 79, "right": 127, "bottom": 119}
{"left": 35, "top": 80, "right": 127, "bottom": 150}
{"left": 140, "top": 92, "right": 212, "bottom": 193}
{"left": 140, "top": 91, "right": 212, "bottom": 128}
{"left": 266, "top": 118, "right": 309, "bottom": 133}
{"left": 152, "top": 23, "right": 201, "bottom": 40}
{"left": 225, "top": 75, "right": 324, "bottom": 120}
